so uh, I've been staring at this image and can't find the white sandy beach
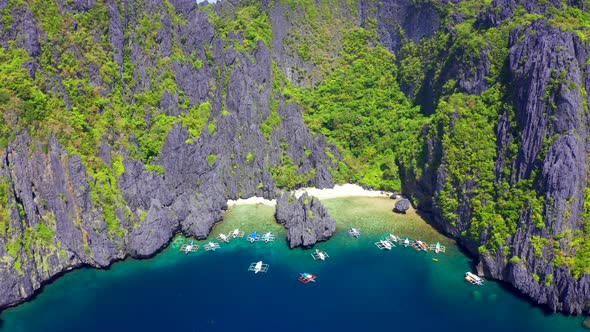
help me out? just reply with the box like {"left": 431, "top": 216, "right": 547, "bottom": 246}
{"left": 226, "top": 184, "right": 393, "bottom": 208}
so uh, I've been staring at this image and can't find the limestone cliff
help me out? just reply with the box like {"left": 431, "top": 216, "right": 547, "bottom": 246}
{"left": 275, "top": 192, "right": 336, "bottom": 248}
{"left": 390, "top": 1, "right": 590, "bottom": 314}
{"left": 0, "top": 0, "right": 337, "bottom": 310}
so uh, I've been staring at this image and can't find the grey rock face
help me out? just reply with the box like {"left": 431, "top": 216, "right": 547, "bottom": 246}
{"left": 107, "top": 0, "right": 125, "bottom": 74}
{"left": 496, "top": 22, "right": 589, "bottom": 314}
{"left": 410, "top": 21, "right": 590, "bottom": 314}
{"left": 62, "top": 0, "right": 97, "bottom": 12}
{"left": 275, "top": 192, "right": 336, "bottom": 248}
{"left": 476, "top": 0, "right": 573, "bottom": 28}
{"left": 393, "top": 199, "right": 411, "bottom": 214}
{"left": 368, "top": 0, "right": 441, "bottom": 54}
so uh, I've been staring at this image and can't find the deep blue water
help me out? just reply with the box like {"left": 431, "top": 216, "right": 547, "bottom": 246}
{"left": 0, "top": 198, "right": 586, "bottom": 332}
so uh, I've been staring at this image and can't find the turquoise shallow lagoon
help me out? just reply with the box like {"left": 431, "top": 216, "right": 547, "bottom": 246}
{"left": 0, "top": 197, "right": 586, "bottom": 331}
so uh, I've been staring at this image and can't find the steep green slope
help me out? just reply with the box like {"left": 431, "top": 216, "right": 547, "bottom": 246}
{"left": 280, "top": 0, "right": 590, "bottom": 313}
{"left": 290, "top": 28, "right": 426, "bottom": 190}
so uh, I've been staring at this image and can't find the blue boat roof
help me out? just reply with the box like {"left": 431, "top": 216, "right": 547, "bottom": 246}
{"left": 251, "top": 231, "right": 257, "bottom": 236}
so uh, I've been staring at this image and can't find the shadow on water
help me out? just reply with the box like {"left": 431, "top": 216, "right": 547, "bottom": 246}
{"left": 496, "top": 280, "right": 561, "bottom": 316}
{"left": 0, "top": 197, "right": 587, "bottom": 332}
{"left": 0, "top": 229, "right": 190, "bottom": 317}
{"left": 415, "top": 209, "right": 477, "bottom": 257}
{"left": 414, "top": 204, "right": 581, "bottom": 318}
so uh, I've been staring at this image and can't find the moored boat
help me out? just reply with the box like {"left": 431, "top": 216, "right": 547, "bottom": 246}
{"left": 381, "top": 240, "right": 393, "bottom": 250}
{"left": 348, "top": 227, "right": 362, "bottom": 238}
{"left": 254, "top": 261, "right": 263, "bottom": 273}
{"left": 465, "top": 272, "right": 484, "bottom": 285}
{"left": 298, "top": 272, "right": 317, "bottom": 284}
{"left": 415, "top": 239, "right": 429, "bottom": 251}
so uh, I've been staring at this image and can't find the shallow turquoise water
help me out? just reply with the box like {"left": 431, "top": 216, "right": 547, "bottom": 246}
{"left": 0, "top": 197, "right": 585, "bottom": 331}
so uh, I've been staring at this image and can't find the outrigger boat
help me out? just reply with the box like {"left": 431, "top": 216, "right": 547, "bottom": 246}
{"left": 428, "top": 241, "right": 446, "bottom": 253}
{"left": 261, "top": 231, "right": 275, "bottom": 243}
{"left": 414, "top": 239, "right": 429, "bottom": 251}
{"left": 465, "top": 272, "right": 484, "bottom": 285}
{"left": 231, "top": 228, "right": 244, "bottom": 238}
{"left": 179, "top": 240, "right": 199, "bottom": 254}
{"left": 204, "top": 241, "right": 220, "bottom": 251}
{"left": 388, "top": 233, "right": 400, "bottom": 243}
{"left": 348, "top": 227, "right": 362, "bottom": 238}
{"left": 403, "top": 238, "right": 410, "bottom": 247}
{"left": 375, "top": 239, "right": 394, "bottom": 250}
{"left": 247, "top": 231, "right": 259, "bottom": 243}
{"left": 311, "top": 249, "right": 329, "bottom": 261}
{"left": 218, "top": 233, "right": 229, "bottom": 243}
{"left": 254, "top": 261, "right": 263, "bottom": 273}
{"left": 248, "top": 260, "right": 269, "bottom": 274}
{"left": 298, "top": 272, "right": 317, "bottom": 284}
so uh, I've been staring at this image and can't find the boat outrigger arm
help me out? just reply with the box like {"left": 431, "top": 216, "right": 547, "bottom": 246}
{"left": 248, "top": 261, "right": 269, "bottom": 273}
{"left": 348, "top": 228, "right": 362, "bottom": 238}
{"left": 311, "top": 249, "right": 329, "bottom": 261}
{"left": 204, "top": 241, "right": 221, "bottom": 251}
{"left": 179, "top": 240, "right": 199, "bottom": 254}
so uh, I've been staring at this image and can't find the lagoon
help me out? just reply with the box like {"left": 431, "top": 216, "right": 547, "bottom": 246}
{"left": 0, "top": 197, "right": 585, "bottom": 331}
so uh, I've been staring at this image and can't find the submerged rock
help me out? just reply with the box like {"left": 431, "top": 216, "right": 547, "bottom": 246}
{"left": 275, "top": 192, "right": 336, "bottom": 248}
{"left": 393, "top": 198, "right": 411, "bottom": 214}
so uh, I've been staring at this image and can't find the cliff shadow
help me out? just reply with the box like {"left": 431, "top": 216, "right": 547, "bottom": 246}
{"left": 495, "top": 280, "right": 560, "bottom": 316}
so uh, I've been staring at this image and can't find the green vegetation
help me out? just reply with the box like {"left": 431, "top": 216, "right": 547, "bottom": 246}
{"left": 14, "top": 257, "right": 22, "bottom": 275}
{"left": 509, "top": 256, "right": 521, "bottom": 265}
{"left": 293, "top": 28, "right": 426, "bottom": 191}
{"left": 35, "top": 224, "right": 54, "bottom": 243}
{"left": 209, "top": 1, "right": 272, "bottom": 52}
{"left": 270, "top": 144, "right": 316, "bottom": 189}
{"left": 207, "top": 121, "right": 217, "bottom": 135}
{"left": 531, "top": 236, "right": 550, "bottom": 258}
{"left": 113, "top": 156, "right": 125, "bottom": 178}
{"left": 6, "top": 238, "right": 21, "bottom": 258}
{"left": 207, "top": 154, "right": 217, "bottom": 166}
{"left": 545, "top": 274, "right": 554, "bottom": 287}
{"left": 89, "top": 164, "right": 127, "bottom": 239}
{"left": 180, "top": 102, "right": 212, "bottom": 141}
{"left": 246, "top": 152, "right": 255, "bottom": 164}
{"left": 571, "top": 186, "right": 590, "bottom": 278}
{"left": 0, "top": 177, "right": 10, "bottom": 237}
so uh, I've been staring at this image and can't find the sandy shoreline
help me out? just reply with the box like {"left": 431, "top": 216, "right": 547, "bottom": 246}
{"left": 226, "top": 184, "right": 393, "bottom": 208}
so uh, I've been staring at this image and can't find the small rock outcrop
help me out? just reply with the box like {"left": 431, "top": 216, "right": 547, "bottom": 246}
{"left": 275, "top": 192, "right": 336, "bottom": 248}
{"left": 393, "top": 198, "right": 411, "bottom": 214}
